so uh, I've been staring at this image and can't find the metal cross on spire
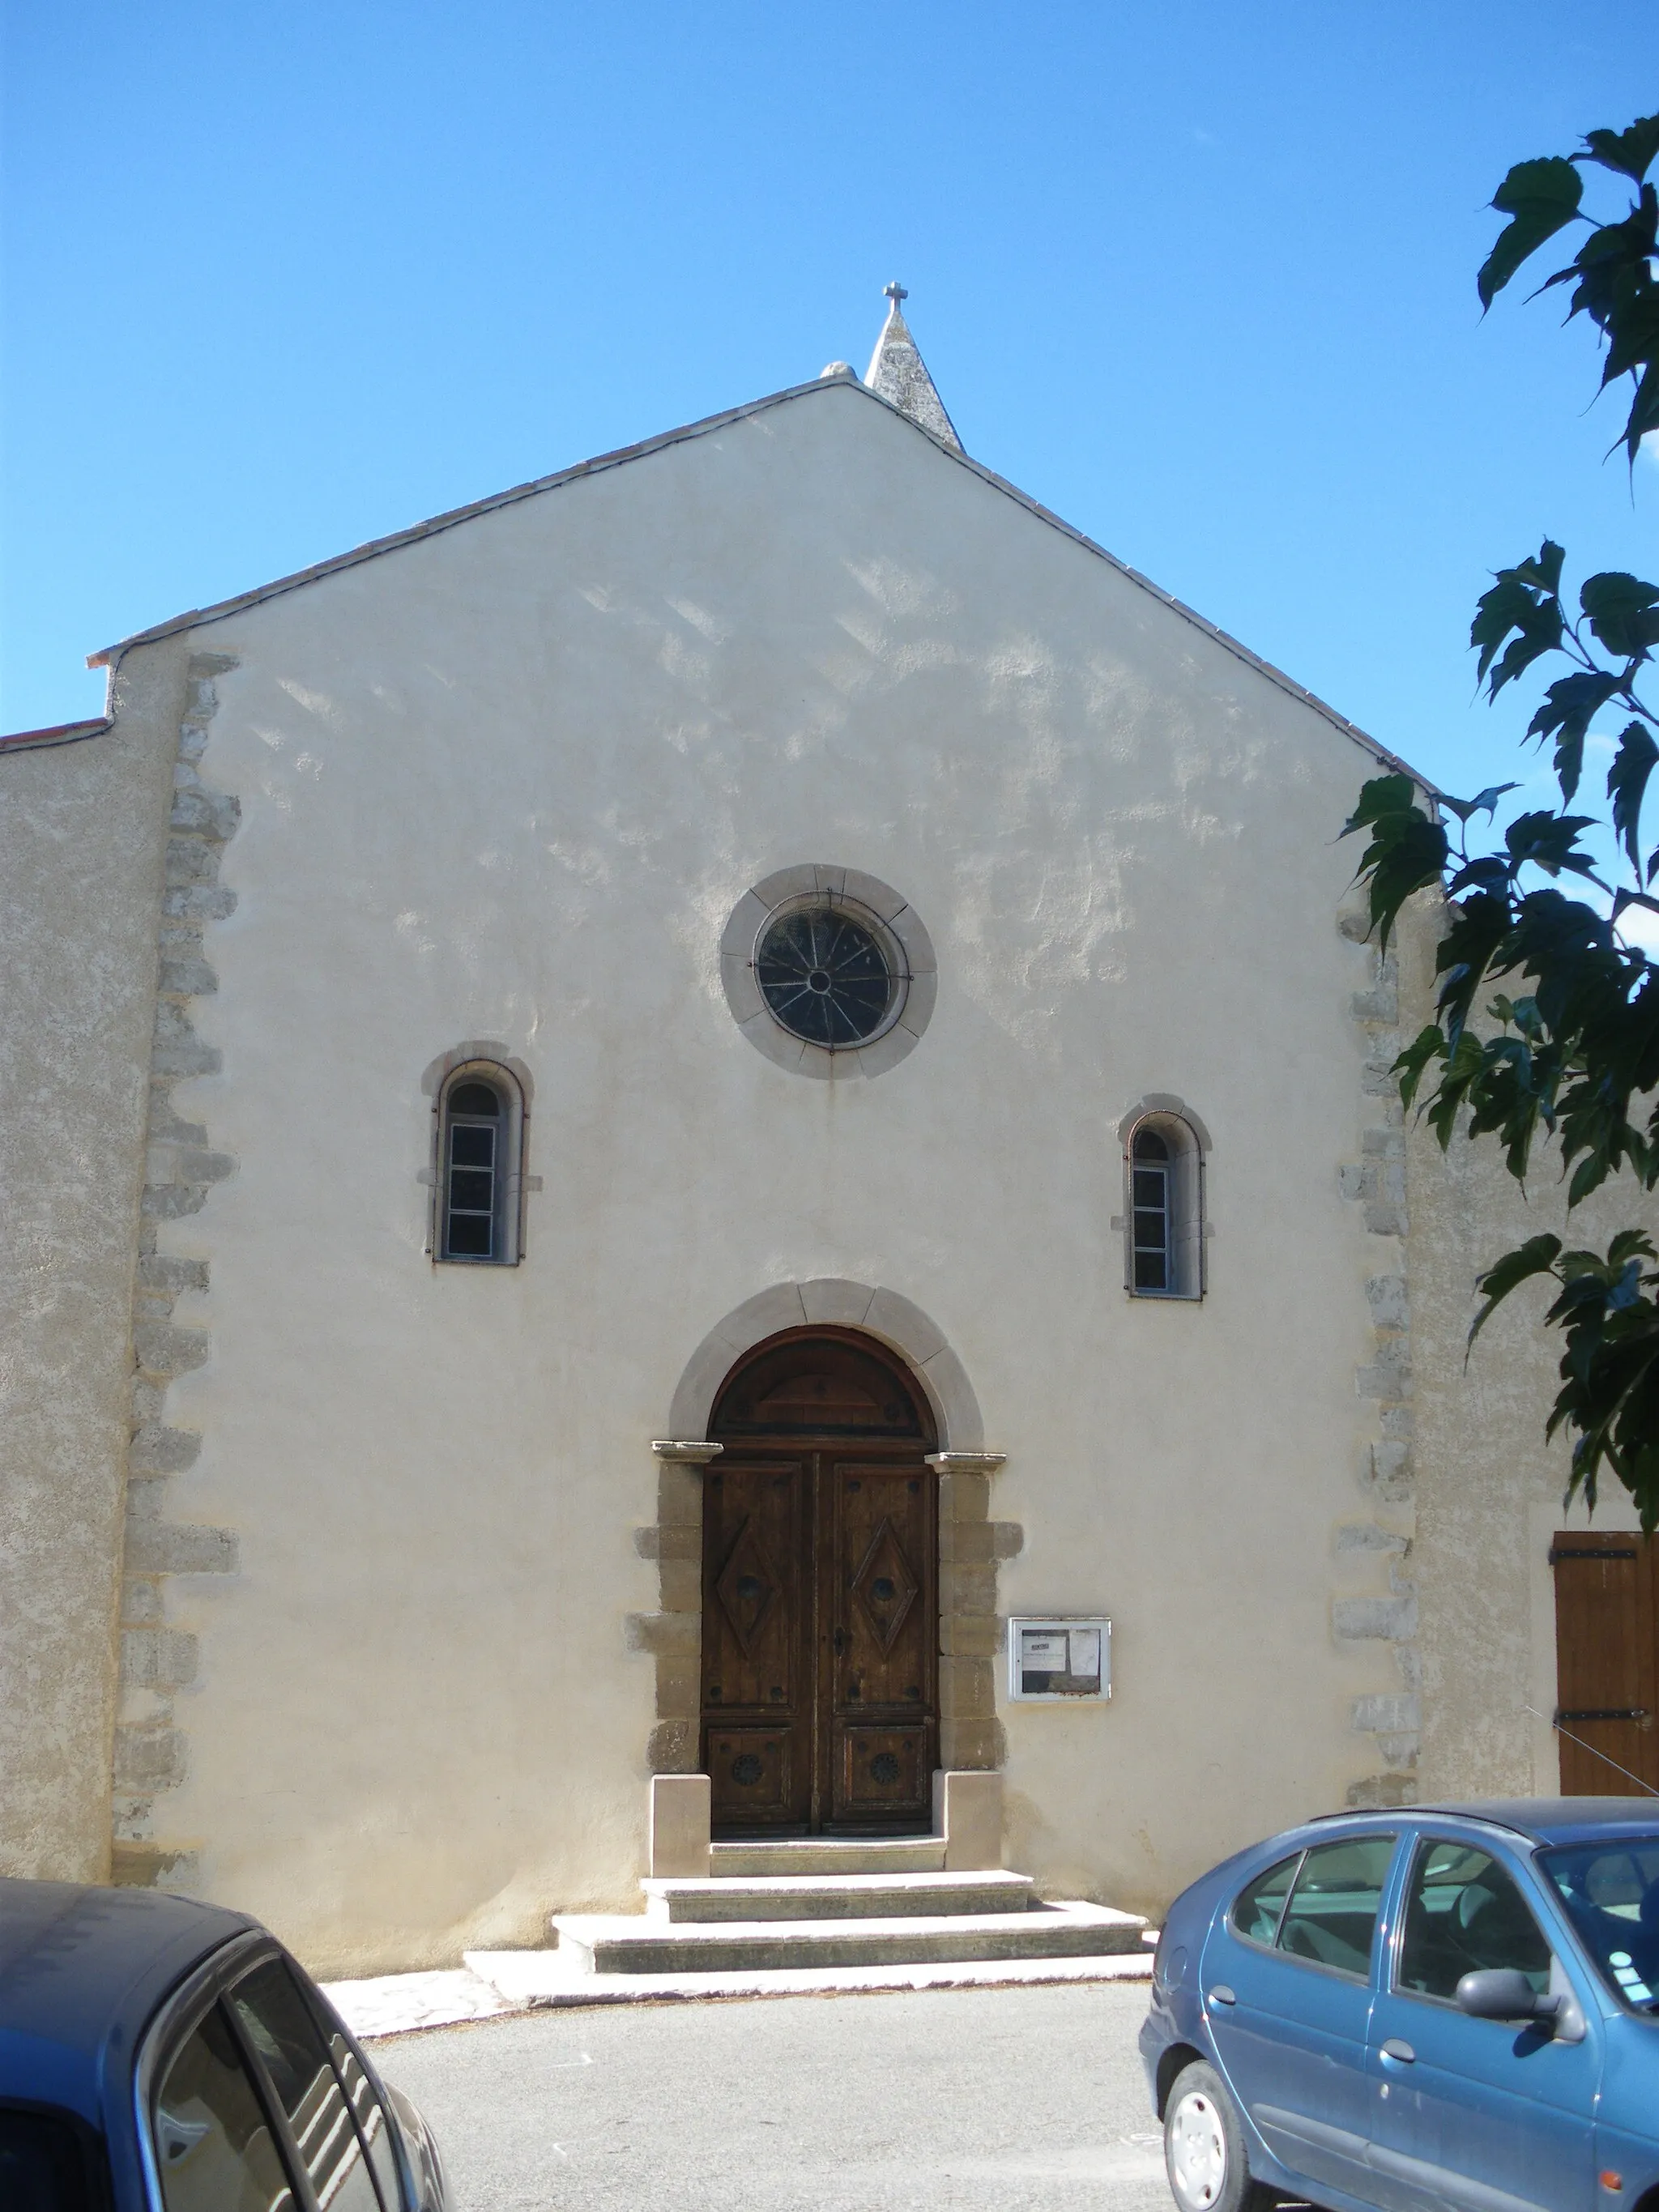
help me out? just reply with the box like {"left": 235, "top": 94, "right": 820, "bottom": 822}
{"left": 884, "top": 282, "right": 909, "bottom": 307}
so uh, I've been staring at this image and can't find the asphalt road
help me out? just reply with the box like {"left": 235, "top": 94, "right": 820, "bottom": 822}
{"left": 377, "top": 1981, "right": 1176, "bottom": 2212}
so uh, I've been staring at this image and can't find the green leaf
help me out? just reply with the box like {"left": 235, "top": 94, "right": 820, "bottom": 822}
{"left": 1448, "top": 854, "right": 1512, "bottom": 897}
{"left": 1516, "top": 540, "right": 1567, "bottom": 595}
{"left": 1393, "top": 1025, "right": 1446, "bottom": 1114}
{"left": 1341, "top": 778, "right": 1448, "bottom": 949}
{"left": 1504, "top": 809, "right": 1597, "bottom": 876}
{"left": 1580, "top": 571, "right": 1659, "bottom": 660}
{"left": 1608, "top": 720, "right": 1659, "bottom": 872}
{"left": 1621, "top": 358, "right": 1659, "bottom": 467}
{"left": 1441, "top": 782, "right": 1520, "bottom": 825}
{"left": 1366, "top": 813, "right": 1450, "bottom": 950}
{"left": 1555, "top": 190, "right": 1658, "bottom": 336}
{"left": 1436, "top": 888, "right": 1515, "bottom": 1042}
{"left": 1568, "top": 1151, "right": 1611, "bottom": 1205}
{"left": 1601, "top": 279, "right": 1659, "bottom": 386}
{"left": 1340, "top": 774, "right": 1418, "bottom": 838}
{"left": 1581, "top": 116, "right": 1659, "bottom": 183}
{"left": 1557, "top": 1246, "right": 1611, "bottom": 1285}
{"left": 1526, "top": 672, "right": 1621, "bottom": 800}
{"left": 1470, "top": 546, "right": 1567, "bottom": 694}
{"left": 1479, "top": 158, "right": 1584, "bottom": 308}
{"left": 1471, "top": 1233, "right": 1563, "bottom": 1343}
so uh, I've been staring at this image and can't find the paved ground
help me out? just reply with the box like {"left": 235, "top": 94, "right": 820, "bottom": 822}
{"left": 377, "top": 1980, "right": 1175, "bottom": 2211}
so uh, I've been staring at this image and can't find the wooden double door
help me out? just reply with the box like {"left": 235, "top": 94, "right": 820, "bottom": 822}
{"left": 1552, "top": 1531, "right": 1659, "bottom": 1793}
{"left": 701, "top": 1331, "right": 938, "bottom": 1836}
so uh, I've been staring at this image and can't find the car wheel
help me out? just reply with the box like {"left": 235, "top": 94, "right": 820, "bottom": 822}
{"left": 1163, "top": 2061, "right": 1260, "bottom": 2212}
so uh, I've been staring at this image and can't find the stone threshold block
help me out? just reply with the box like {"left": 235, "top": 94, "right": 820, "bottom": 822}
{"left": 648, "top": 1771, "right": 710, "bottom": 1878}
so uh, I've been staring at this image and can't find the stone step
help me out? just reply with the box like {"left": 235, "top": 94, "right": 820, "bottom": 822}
{"left": 642, "top": 1870, "right": 1034, "bottom": 1923}
{"left": 549, "top": 1900, "right": 1147, "bottom": 1976}
{"left": 709, "top": 1836, "right": 948, "bottom": 1877}
{"left": 464, "top": 1945, "right": 1158, "bottom": 2011}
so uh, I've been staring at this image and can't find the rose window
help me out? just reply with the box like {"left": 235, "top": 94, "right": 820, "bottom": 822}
{"left": 755, "top": 906, "right": 896, "bottom": 1047}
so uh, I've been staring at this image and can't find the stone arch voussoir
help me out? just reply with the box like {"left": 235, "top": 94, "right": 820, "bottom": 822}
{"left": 666, "top": 1279, "right": 983, "bottom": 1449}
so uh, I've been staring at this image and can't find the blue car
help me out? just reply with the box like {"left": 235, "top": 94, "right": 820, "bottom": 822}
{"left": 0, "top": 1879, "right": 446, "bottom": 2211}
{"left": 1140, "top": 1799, "right": 1659, "bottom": 2212}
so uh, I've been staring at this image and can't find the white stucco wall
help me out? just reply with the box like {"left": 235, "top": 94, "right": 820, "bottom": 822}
{"left": 0, "top": 663, "right": 180, "bottom": 1877}
{"left": 108, "top": 384, "right": 1416, "bottom": 1972}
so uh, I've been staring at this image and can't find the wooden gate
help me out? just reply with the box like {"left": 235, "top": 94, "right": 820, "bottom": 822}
{"left": 701, "top": 1332, "right": 938, "bottom": 1837}
{"left": 1550, "top": 1532, "right": 1659, "bottom": 1794}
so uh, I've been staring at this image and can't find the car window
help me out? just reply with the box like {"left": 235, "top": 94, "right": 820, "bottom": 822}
{"left": 0, "top": 2108, "right": 104, "bottom": 2212}
{"left": 326, "top": 2029, "right": 401, "bottom": 2211}
{"left": 151, "top": 2001, "right": 296, "bottom": 2212}
{"left": 1540, "top": 1836, "right": 1659, "bottom": 2013}
{"left": 228, "top": 1958, "right": 390, "bottom": 2212}
{"left": 1276, "top": 1833, "right": 1396, "bottom": 1977}
{"left": 1231, "top": 1852, "right": 1301, "bottom": 1944}
{"left": 1397, "top": 1839, "right": 1552, "bottom": 2001}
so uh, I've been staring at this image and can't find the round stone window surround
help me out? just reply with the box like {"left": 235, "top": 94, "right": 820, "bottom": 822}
{"left": 719, "top": 865, "right": 937, "bottom": 1080}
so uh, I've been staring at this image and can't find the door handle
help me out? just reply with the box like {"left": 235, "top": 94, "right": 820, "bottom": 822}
{"left": 1380, "top": 2039, "right": 1416, "bottom": 2064}
{"left": 1206, "top": 1985, "right": 1236, "bottom": 2007}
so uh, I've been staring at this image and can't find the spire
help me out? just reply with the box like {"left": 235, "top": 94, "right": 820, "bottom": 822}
{"left": 864, "top": 283, "right": 962, "bottom": 451}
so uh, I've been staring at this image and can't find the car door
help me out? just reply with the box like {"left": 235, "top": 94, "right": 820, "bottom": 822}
{"left": 1365, "top": 1828, "right": 1601, "bottom": 2212}
{"left": 1201, "top": 1827, "right": 1398, "bottom": 2201}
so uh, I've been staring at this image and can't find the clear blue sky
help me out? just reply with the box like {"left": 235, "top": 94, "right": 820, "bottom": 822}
{"left": 2, "top": 1, "right": 1653, "bottom": 816}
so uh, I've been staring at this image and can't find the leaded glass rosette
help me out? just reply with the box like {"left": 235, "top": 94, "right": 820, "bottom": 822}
{"left": 755, "top": 904, "right": 898, "bottom": 1047}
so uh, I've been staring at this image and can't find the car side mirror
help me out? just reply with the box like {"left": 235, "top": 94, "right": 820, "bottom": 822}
{"left": 1455, "top": 1966, "right": 1584, "bottom": 2039}
{"left": 1456, "top": 1968, "right": 1546, "bottom": 2022}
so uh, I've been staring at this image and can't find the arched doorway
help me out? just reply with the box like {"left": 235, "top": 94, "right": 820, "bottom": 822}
{"left": 702, "top": 1328, "right": 939, "bottom": 1837}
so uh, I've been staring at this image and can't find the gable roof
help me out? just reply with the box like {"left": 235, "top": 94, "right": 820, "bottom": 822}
{"left": 0, "top": 716, "right": 113, "bottom": 756}
{"left": 83, "top": 374, "right": 1428, "bottom": 791}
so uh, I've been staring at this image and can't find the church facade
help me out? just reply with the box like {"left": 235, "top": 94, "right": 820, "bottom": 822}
{"left": 2, "top": 299, "right": 1636, "bottom": 1975}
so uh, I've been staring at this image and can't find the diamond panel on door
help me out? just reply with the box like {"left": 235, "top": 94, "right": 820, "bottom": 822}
{"left": 714, "top": 1519, "right": 780, "bottom": 1656}
{"left": 852, "top": 1519, "right": 919, "bottom": 1652}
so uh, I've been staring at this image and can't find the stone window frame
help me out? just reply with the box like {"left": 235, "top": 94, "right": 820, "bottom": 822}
{"left": 719, "top": 865, "right": 937, "bottom": 1080}
{"left": 1115, "top": 1095, "right": 1211, "bottom": 1300}
{"left": 419, "top": 1042, "right": 537, "bottom": 1265}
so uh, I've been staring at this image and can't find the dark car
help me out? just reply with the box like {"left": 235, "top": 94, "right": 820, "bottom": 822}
{"left": 1140, "top": 1799, "right": 1659, "bottom": 2212}
{"left": 0, "top": 1879, "right": 446, "bottom": 2212}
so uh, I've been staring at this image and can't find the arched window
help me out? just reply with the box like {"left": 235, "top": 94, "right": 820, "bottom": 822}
{"left": 1131, "top": 1128, "right": 1174, "bottom": 1292}
{"left": 436, "top": 1065, "right": 525, "bottom": 1264}
{"left": 1124, "top": 1110, "right": 1205, "bottom": 1298}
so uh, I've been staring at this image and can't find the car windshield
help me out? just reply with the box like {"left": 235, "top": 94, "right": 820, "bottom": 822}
{"left": 1540, "top": 1837, "right": 1659, "bottom": 2013}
